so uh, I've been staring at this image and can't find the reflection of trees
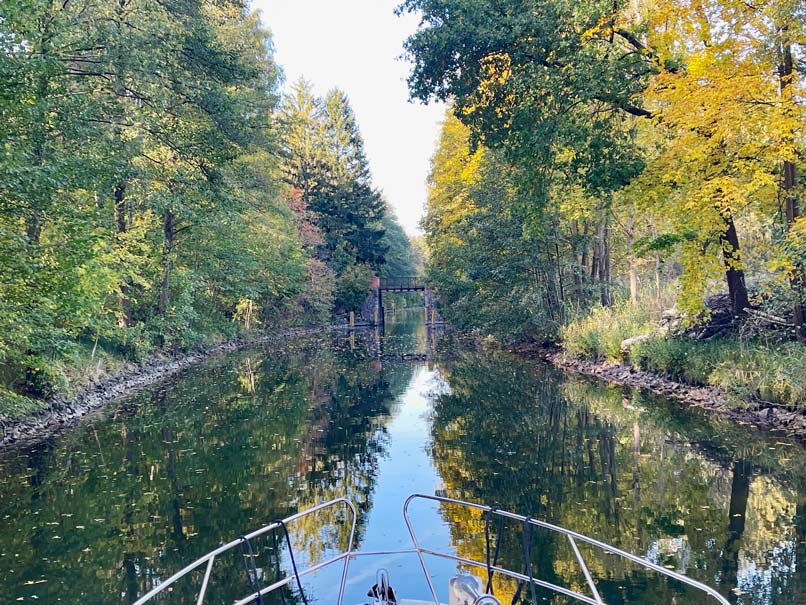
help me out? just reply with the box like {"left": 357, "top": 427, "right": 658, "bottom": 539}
{"left": 235, "top": 355, "right": 263, "bottom": 394}
{"left": 431, "top": 352, "right": 583, "bottom": 601}
{"left": 381, "top": 310, "right": 429, "bottom": 358}
{"left": 430, "top": 351, "right": 805, "bottom": 605}
{"left": 722, "top": 460, "right": 750, "bottom": 603}
{"left": 0, "top": 335, "right": 801, "bottom": 604}
{"left": 292, "top": 344, "right": 416, "bottom": 562}
{"left": 0, "top": 335, "right": 413, "bottom": 603}
{"left": 283, "top": 314, "right": 423, "bottom": 563}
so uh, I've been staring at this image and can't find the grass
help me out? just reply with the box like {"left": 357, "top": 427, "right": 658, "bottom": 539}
{"left": 0, "top": 387, "right": 41, "bottom": 420}
{"left": 57, "top": 340, "right": 130, "bottom": 397}
{"left": 560, "top": 302, "right": 657, "bottom": 363}
{"left": 0, "top": 341, "right": 130, "bottom": 420}
{"left": 633, "top": 338, "right": 806, "bottom": 408}
{"left": 561, "top": 303, "right": 806, "bottom": 409}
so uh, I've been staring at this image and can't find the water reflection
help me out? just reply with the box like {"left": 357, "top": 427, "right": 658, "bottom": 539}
{"left": 430, "top": 346, "right": 805, "bottom": 605}
{"left": 0, "top": 312, "right": 802, "bottom": 605}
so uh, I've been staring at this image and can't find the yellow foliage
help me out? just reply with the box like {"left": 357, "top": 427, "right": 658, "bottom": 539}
{"left": 425, "top": 112, "right": 484, "bottom": 250}
{"left": 462, "top": 52, "right": 515, "bottom": 124}
{"left": 628, "top": 0, "right": 805, "bottom": 312}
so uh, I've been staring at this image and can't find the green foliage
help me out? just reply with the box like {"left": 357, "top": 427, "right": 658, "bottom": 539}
{"left": 0, "top": 388, "right": 39, "bottom": 420}
{"left": 334, "top": 263, "right": 374, "bottom": 315}
{"left": 0, "top": 1, "right": 335, "bottom": 402}
{"left": 631, "top": 338, "right": 724, "bottom": 386}
{"left": 378, "top": 206, "right": 417, "bottom": 278}
{"left": 149, "top": 267, "right": 205, "bottom": 352}
{"left": 18, "top": 355, "right": 67, "bottom": 400}
{"left": 295, "top": 259, "right": 337, "bottom": 324}
{"left": 633, "top": 337, "right": 806, "bottom": 407}
{"left": 424, "top": 113, "right": 618, "bottom": 342}
{"left": 399, "top": 0, "right": 648, "bottom": 199}
{"left": 561, "top": 303, "right": 656, "bottom": 363}
{"left": 407, "top": 0, "right": 806, "bottom": 337}
{"left": 278, "top": 80, "right": 415, "bottom": 316}
{"left": 279, "top": 81, "right": 389, "bottom": 269}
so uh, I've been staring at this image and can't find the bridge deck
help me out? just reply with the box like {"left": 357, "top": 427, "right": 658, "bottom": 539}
{"left": 380, "top": 286, "right": 426, "bottom": 292}
{"left": 378, "top": 277, "right": 426, "bottom": 291}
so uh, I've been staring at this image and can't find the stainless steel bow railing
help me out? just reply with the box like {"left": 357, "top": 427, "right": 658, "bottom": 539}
{"left": 402, "top": 493, "right": 731, "bottom": 605}
{"left": 132, "top": 494, "right": 730, "bottom": 605}
{"left": 132, "top": 498, "right": 357, "bottom": 605}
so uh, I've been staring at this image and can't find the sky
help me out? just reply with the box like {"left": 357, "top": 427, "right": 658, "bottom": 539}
{"left": 252, "top": 0, "right": 446, "bottom": 236}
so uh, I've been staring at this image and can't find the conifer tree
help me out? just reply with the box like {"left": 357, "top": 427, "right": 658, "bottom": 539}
{"left": 278, "top": 81, "right": 392, "bottom": 313}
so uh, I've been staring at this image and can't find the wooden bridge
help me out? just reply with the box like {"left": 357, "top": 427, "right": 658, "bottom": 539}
{"left": 378, "top": 277, "right": 427, "bottom": 292}
{"left": 374, "top": 276, "right": 434, "bottom": 325}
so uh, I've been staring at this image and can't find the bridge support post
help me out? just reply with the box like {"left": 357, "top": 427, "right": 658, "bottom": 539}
{"left": 376, "top": 277, "right": 429, "bottom": 327}
{"left": 377, "top": 289, "right": 384, "bottom": 327}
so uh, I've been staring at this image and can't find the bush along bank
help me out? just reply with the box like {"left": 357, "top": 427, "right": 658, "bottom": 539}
{"left": 551, "top": 303, "right": 806, "bottom": 439}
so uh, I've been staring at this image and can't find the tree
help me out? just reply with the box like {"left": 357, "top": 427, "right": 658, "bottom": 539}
{"left": 424, "top": 113, "right": 576, "bottom": 340}
{"left": 399, "top": 0, "right": 648, "bottom": 317}
{"left": 403, "top": 0, "right": 806, "bottom": 325}
{"left": 0, "top": 0, "right": 311, "bottom": 399}
{"left": 379, "top": 204, "right": 417, "bottom": 278}
{"left": 0, "top": 0, "right": 122, "bottom": 392}
{"left": 316, "top": 89, "right": 387, "bottom": 270}
{"left": 278, "top": 79, "right": 327, "bottom": 198}
{"left": 278, "top": 81, "right": 396, "bottom": 314}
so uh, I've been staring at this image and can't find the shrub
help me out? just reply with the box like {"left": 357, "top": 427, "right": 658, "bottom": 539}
{"left": 561, "top": 303, "right": 656, "bottom": 362}
{"left": 334, "top": 262, "right": 374, "bottom": 315}
{"left": 633, "top": 337, "right": 806, "bottom": 408}
{"left": 17, "top": 354, "right": 67, "bottom": 399}
{"left": 710, "top": 342, "right": 806, "bottom": 407}
{"left": 631, "top": 337, "right": 726, "bottom": 385}
{"left": 0, "top": 387, "right": 40, "bottom": 420}
{"left": 563, "top": 302, "right": 806, "bottom": 408}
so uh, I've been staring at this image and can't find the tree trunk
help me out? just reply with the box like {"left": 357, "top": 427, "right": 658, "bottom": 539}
{"left": 655, "top": 254, "right": 662, "bottom": 312}
{"left": 158, "top": 211, "right": 174, "bottom": 316}
{"left": 779, "top": 35, "right": 805, "bottom": 340}
{"left": 114, "top": 182, "right": 133, "bottom": 327}
{"left": 555, "top": 240, "right": 565, "bottom": 305}
{"left": 26, "top": 72, "right": 49, "bottom": 245}
{"left": 783, "top": 158, "right": 804, "bottom": 339}
{"left": 570, "top": 240, "right": 582, "bottom": 302}
{"left": 579, "top": 222, "right": 590, "bottom": 303}
{"left": 590, "top": 222, "right": 600, "bottom": 284}
{"left": 589, "top": 201, "right": 612, "bottom": 306}
{"left": 600, "top": 210, "right": 612, "bottom": 306}
{"left": 25, "top": 210, "right": 42, "bottom": 245}
{"left": 720, "top": 212, "right": 750, "bottom": 318}
{"left": 627, "top": 208, "right": 638, "bottom": 306}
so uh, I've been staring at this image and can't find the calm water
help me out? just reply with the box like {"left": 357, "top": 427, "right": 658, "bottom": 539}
{"left": 0, "top": 311, "right": 803, "bottom": 605}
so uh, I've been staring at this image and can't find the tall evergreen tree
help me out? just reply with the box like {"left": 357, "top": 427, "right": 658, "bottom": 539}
{"left": 278, "top": 81, "right": 392, "bottom": 312}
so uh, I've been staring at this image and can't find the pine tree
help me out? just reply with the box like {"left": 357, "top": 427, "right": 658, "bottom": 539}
{"left": 278, "top": 82, "right": 390, "bottom": 312}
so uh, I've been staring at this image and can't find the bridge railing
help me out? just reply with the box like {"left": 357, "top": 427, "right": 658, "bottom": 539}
{"left": 378, "top": 276, "right": 423, "bottom": 290}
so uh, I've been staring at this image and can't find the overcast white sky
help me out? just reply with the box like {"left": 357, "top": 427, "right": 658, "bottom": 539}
{"left": 252, "top": 0, "right": 446, "bottom": 236}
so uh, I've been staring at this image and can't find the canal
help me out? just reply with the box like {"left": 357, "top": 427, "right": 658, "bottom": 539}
{"left": 0, "top": 311, "right": 803, "bottom": 604}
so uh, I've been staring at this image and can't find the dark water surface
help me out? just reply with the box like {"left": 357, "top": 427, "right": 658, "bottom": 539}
{"left": 0, "top": 311, "right": 803, "bottom": 605}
